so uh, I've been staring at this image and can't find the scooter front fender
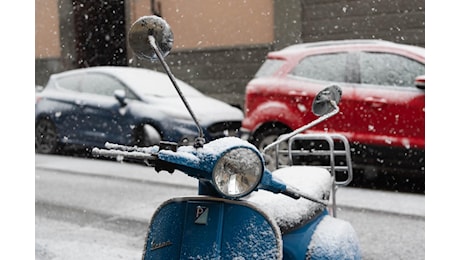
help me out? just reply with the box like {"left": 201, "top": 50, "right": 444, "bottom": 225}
{"left": 142, "top": 196, "right": 283, "bottom": 260}
{"left": 306, "top": 215, "right": 362, "bottom": 259}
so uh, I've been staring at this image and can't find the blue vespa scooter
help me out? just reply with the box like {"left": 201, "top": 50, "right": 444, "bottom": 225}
{"left": 93, "top": 15, "right": 361, "bottom": 260}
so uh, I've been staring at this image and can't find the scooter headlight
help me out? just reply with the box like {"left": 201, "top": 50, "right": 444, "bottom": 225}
{"left": 212, "top": 147, "right": 263, "bottom": 199}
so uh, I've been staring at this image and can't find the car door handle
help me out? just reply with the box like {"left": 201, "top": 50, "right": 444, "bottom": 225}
{"left": 364, "top": 97, "right": 387, "bottom": 108}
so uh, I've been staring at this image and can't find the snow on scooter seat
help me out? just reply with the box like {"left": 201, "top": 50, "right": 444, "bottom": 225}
{"left": 247, "top": 166, "right": 332, "bottom": 231}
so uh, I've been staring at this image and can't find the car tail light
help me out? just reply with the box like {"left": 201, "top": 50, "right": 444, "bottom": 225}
{"left": 414, "top": 75, "right": 425, "bottom": 89}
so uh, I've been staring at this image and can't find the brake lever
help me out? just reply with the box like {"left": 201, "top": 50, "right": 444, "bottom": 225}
{"left": 283, "top": 186, "right": 329, "bottom": 207}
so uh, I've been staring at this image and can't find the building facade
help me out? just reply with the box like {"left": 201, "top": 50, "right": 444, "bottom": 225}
{"left": 36, "top": 0, "right": 425, "bottom": 108}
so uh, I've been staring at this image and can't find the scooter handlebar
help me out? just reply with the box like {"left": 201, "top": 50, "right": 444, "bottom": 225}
{"left": 92, "top": 142, "right": 181, "bottom": 174}
{"left": 92, "top": 142, "right": 159, "bottom": 166}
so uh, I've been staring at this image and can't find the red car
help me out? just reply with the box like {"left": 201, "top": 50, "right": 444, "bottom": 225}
{"left": 240, "top": 39, "right": 425, "bottom": 188}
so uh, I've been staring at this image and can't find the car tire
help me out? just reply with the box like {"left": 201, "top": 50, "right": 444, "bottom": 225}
{"left": 252, "top": 127, "right": 291, "bottom": 171}
{"left": 35, "top": 118, "right": 60, "bottom": 154}
{"left": 134, "top": 124, "right": 161, "bottom": 147}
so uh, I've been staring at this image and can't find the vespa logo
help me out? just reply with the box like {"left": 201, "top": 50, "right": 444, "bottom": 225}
{"left": 150, "top": 240, "right": 172, "bottom": 251}
{"left": 195, "top": 206, "right": 208, "bottom": 225}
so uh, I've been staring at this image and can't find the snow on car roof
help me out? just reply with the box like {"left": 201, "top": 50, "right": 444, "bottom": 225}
{"left": 100, "top": 66, "right": 203, "bottom": 97}
{"left": 280, "top": 39, "right": 425, "bottom": 57}
{"left": 56, "top": 66, "right": 203, "bottom": 97}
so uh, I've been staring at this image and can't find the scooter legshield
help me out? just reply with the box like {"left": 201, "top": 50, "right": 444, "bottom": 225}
{"left": 142, "top": 196, "right": 283, "bottom": 260}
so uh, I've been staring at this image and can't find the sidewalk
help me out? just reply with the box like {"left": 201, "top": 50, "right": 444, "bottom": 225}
{"left": 36, "top": 154, "right": 425, "bottom": 218}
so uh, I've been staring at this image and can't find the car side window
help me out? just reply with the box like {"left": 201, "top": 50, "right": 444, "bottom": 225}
{"left": 358, "top": 52, "right": 425, "bottom": 87}
{"left": 255, "top": 59, "right": 285, "bottom": 78}
{"left": 289, "top": 53, "right": 348, "bottom": 83}
{"left": 80, "top": 73, "right": 136, "bottom": 99}
{"left": 55, "top": 75, "right": 81, "bottom": 92}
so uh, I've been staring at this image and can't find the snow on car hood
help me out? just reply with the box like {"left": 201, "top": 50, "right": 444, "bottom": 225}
{"left": 144, "top": 95, "right": 244, "bottom": 124}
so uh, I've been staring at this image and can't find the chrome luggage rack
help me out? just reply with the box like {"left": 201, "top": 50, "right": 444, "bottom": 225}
{"left": 274, "top": 133, "right": 353, "bottom": 217}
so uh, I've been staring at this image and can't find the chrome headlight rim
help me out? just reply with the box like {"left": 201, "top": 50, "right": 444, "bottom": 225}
{"left": 212, "top": 146, "right": 264, "bottom": 199}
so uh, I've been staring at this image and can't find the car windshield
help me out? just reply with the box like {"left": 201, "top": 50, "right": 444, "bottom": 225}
{"left": 119, "top": 70, "right": 204, "bottom": 98}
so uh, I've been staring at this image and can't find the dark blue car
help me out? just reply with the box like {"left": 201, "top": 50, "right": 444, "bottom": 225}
{"left": 35, "top": 66, "right": 243, "bottom": 154}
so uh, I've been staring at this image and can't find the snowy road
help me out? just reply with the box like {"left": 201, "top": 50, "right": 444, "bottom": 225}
{"left": 35, "top": 154, "right": 424, "bottom": 259}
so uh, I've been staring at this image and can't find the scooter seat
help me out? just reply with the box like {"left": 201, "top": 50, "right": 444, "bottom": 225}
{"left": 246, "top": 166, "right": 333, "bottom": 232}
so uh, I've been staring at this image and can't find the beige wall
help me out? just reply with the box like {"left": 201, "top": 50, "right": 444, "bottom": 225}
{"left": 35, "top": 0, "right": 60, "bottom": 58}
{"left": 35, "top": 0, "right": 274, "bottom": 59}
{"left": 157, "top": 0, "right": 274, "bottom": 50}
{"left": 129, "top": 0, "right": 153, "bottom": 25}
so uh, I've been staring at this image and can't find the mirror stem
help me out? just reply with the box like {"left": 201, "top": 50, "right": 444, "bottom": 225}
{"left": 262, "top": 101, "right": 339, "bottom": 154}
{"left": 148, "top": 35, "right": 205, "bottom": 147}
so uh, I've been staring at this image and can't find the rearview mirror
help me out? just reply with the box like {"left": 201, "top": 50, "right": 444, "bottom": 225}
{"left": 312, "top": 85, "right": 342, "bottom": 116}
{"left": 114, "top": 89, "right": 127, "bottom": 106}
{"left": 127, "top": 15, "right": 205, "bottom": 147}
{"left": 262, "top": 85, "right": 342, "bottom": 154}
{"left": 128, "top": 15, "right": 174, "bottom": 61}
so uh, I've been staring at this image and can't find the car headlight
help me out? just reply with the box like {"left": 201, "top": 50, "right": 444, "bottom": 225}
{"left": 212, "top": 147, "right": 263, "bottom": 199}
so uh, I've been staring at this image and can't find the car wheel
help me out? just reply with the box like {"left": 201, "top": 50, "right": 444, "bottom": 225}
{"left": 134, "top": 124, "right": 161, "bottom": 147}
{"left": 252, "top": 127, "right": 291, "bottom": 171}
{"left": 35, "top": 118, "right": 59, "bottom": 154}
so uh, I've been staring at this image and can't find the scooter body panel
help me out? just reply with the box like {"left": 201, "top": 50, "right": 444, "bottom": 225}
{"left": 143, "top": 196, "right": 283, "bottom": 260}
{"left": 281, "top": 210, "right": 328, "bottom": 259}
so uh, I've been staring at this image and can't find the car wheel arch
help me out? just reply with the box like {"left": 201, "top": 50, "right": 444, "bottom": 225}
{"left": 247, "top": 100, "right": 307, "bottom": 127}
{"left": 250, "top": 122, "right": 292, "bottom": 170}
{"left": 35, "top": 116, "right": 62, "bottom": 154}
{"left": 132, "top": 121, "right": 163, "bottom": 147}
{"left": 250, "top": 122, "right": 292, "bottom": 145}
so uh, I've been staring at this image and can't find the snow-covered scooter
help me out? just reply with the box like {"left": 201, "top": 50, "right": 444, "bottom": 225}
{"left": 93, "top": 15, "right": 361, "bottom": 259}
